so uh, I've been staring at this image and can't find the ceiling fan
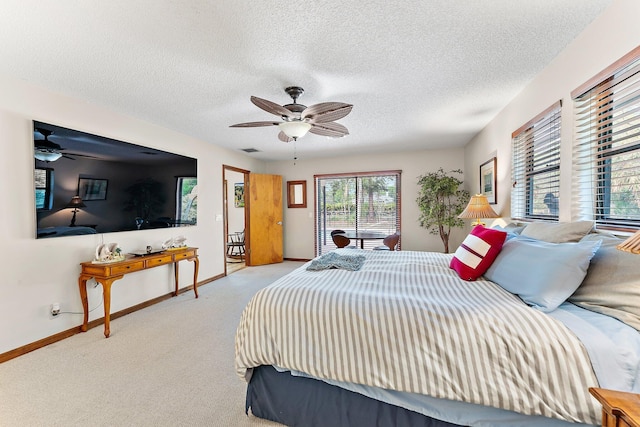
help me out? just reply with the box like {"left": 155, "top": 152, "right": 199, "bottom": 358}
{"left": 33, "top": 128, "right": 93, "bottom": 162}
{"left": 230, "top": 86, "right": 353, "bottom": 142}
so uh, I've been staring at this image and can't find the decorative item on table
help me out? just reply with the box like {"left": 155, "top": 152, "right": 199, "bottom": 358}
{"left": 458, "top": 194, "right": 500, "bottom": 226}
{"left": 92, "top": 243, "right": 124, "bottom": 263}
{"left": 162, "top": 235, "right": 187, "bottom": 250}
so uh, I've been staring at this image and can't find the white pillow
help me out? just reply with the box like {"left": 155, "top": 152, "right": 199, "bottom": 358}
{"left": 484, "top": 236, "right": 601, "bottom": 312}
{"left": 569, "top": 234, "right": 640, "bottom": 331}
{"left": 520, "top": 221, "right": 594, "bottom": 243}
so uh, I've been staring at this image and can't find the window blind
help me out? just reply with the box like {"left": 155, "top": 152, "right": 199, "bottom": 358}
{"left": 572, "top": 47, "right": 640, "bottom": 229}
{"left": 511, "top": 101, "right": 562, "bottom": 221}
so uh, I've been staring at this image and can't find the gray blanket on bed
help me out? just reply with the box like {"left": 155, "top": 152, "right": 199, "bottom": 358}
{"left": 306, "top": 252, "right": 366, "bottom": 271}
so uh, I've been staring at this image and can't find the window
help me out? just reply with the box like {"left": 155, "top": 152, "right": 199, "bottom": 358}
{"left": 572, "top": 47, "right": 640, "bottom": 229}
{"left": 511, "top": 101, "right": 562, "bottom": 221}
{"left": 35, "top": 167, "right": 54, "bottom": 211}
{"left": 315, "top": 171, "right": 401, "bottom": 255}
{"left": 176, "top": 177, "right": 197, "bottom": 224}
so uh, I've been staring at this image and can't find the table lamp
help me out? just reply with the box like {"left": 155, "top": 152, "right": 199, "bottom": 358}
{"left": 458, "top": 194, "right": 499, "bottom": 226}
{"left": 65, "top": 195, "right": 86, "bottom": 227}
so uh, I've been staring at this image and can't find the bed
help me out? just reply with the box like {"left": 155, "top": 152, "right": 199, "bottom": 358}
{"left": 37, "top": 226, "right": 97, "bottom": 238}
{"left": 235, "top": 222, "right": 640, "bottom": 427}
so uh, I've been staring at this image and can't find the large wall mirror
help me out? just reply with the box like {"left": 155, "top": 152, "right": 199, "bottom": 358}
{"left": 287, "top": 180, "right": 307, "bottom": 208}
{"left": 34, "top": 121, "right": 197, "bottom": 239}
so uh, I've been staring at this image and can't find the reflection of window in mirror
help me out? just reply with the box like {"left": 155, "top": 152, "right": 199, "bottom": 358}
{"left": 35, "top": 167, "right": 54, "bottom": 210}
{"left": 287, "top": 180, "right": 307, "bottom": 208}
{"left": 176, "top": 177, "right": 197, "bottom": 224}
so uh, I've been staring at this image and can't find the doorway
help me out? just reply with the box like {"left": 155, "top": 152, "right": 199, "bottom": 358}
{"left": 223, "top": 165, "right": 249, "bottom": 275}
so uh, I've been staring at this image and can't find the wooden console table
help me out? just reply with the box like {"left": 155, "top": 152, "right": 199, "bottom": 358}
{"left": 78, "top": 247, "right": 199, "bottom": 338}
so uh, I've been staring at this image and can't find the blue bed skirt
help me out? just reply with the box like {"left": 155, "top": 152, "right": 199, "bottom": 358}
{"left": 246, "top": 365, "right": 459, "bottom": 427}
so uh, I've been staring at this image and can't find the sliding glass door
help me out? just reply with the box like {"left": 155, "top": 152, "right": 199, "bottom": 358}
{"left": 315, "top": 171, "right": 401, "bottom": 255}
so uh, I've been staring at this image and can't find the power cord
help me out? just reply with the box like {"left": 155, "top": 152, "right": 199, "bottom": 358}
{"left": 56, "top": 297, "right": 103, "bottom": 316}
{"left": 54, "top": 280, "right": 104, "bottom": 316}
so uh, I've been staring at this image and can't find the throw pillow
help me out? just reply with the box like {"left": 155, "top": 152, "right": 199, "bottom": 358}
{"left": 520, "top": 220, "right": 594, "bottom": 243}
{"left": 450, "top": 225, "right": 507, "bottom": 281}
{"left": 492, "top": 223, "right": 525, "bottom": 241}
{"left": 569, "top": 234, "right": 640, "bottom": 331}
{"left": 484, "top": 236, "right": 601, "bottom": 312}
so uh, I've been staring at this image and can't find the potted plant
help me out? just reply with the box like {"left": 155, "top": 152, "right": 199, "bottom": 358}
{"left": 416, "top": 168, "right": 469, "bottom": 253}
{"left": 123, "top": 178, "right": 166, "bottom": 226}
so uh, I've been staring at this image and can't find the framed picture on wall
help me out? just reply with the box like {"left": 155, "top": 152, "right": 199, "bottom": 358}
{"left": 234, "top": 183, "right": 244, "bottom": 208}
{"left": 480, "top": 157, "right": 497, "bottom": 204}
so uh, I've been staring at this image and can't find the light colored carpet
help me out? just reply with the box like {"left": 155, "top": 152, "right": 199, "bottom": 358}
{"left": 226, "top": 259, "right": 246, "bottom": 274}
{"left": 0, "top": 261, "right": 304, "bottom": 427}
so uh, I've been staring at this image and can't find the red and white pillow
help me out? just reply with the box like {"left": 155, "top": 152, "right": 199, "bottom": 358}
{"left": 450, "top": 225, "right": 507, "bottom": 281}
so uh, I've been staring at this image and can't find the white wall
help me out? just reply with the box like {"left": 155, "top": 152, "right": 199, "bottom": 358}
{"left": 266, "top": 147, "right": 467, "bottom": 259}
{"left": 0, "top": 76, "right": 264, "bottom": 354}
{"left": 464, "top": 0, "right": 640, "bottom": 222}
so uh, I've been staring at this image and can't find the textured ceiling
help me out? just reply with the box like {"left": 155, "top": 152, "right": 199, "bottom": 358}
{"left": 0, "top": 1, "right": 612, "bottom": 161}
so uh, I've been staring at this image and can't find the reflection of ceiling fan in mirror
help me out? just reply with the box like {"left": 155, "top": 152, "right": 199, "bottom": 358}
{"left": 230, "top": 86, "right": 353, "bottom": 142}
{"left": 33, "top": 128, "right": 96, "bottom": 162}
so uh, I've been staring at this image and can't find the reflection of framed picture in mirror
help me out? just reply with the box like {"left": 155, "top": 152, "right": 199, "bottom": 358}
{"left": 78, "top": 178, "right": 108, "bottom": 201}
{"left": 287, "top": 180, "right": 307, "bottom": 208}
{"left": 480, "top": 158, "right": 497, "bottom": 204}
{"left": 234, "top": 183, "right": 245, "bottom": 208}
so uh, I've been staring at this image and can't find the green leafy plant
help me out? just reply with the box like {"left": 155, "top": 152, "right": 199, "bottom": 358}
{"left": 416, "top": 168, "right": 469, "bottom": 253}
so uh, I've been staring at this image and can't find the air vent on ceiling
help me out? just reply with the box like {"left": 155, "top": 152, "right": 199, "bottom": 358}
{"left": 240, "top": 148, "right": 260, "bottom": 153}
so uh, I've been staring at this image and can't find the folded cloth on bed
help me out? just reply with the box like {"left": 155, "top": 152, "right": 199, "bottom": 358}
{"left": 306, "top": 251, "right": 366, "bottom": 271}
{"left": 236, "top": 250, "right": 601, "bottom": 425}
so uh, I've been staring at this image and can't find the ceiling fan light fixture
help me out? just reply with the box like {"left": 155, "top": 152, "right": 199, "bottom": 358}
{"left": 34, "top": 150, "right": 62, "bottom": 162}
{"left": 278, "top": 121, "right": 312, "bottom": 140}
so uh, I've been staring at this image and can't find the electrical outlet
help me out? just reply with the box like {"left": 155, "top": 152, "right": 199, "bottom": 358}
{"left": 51, "top": 303, "right": 60, "bottom": 317}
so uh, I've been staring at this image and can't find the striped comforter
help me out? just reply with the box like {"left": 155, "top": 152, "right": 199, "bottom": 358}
{"left": 235, "top": 249, "right": 601, "bottom": 425}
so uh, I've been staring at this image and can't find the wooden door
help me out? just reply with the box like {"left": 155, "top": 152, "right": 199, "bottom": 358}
{"left": 247, "top": 173, "right": 283, "bottom": 266}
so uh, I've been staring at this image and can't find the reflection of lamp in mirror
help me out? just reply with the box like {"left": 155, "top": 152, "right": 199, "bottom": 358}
{"left": 458, "top": 194, "right": 500, "bottom": 226}
{"left": 65, "top": 195, "right": 86, "bottom": 227}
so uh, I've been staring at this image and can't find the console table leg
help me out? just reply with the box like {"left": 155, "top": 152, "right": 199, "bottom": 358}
{"left": 191, "top": 257, "right": 200, "bottom": 298}
{"left": 78, "top": 277, "right": 89, "bottom": 332}
{"left": 101, "top": 280, "right": 114, "bottom": 338}
{"left": 174, "top": 262, "right": 180, "bottom": 297}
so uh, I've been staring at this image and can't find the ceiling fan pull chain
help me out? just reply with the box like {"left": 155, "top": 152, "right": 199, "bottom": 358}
{"left": 293, "top": 140, "right": 297, "bottom": 165}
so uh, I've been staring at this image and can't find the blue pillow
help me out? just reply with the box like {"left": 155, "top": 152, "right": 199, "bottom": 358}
{"left": 492, "top": 223, "right": 525, "bottom": 241}
{"left": 483, "top": 236, "right": 601, "bottom": 312}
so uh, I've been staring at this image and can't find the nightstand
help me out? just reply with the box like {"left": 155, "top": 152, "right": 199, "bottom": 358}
{"left": 589, "top": 387, "right": 640, "bottom": 427}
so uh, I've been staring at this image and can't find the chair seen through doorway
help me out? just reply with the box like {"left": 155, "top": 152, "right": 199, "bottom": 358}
{"left": 227, "top": 230, "right": 245, "bottom": 262}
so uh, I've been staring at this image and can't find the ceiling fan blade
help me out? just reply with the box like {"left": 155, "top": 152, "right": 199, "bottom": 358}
{"left": 229, "top": 121, "right": 280, "bottom": 128}
{"left": 62, "top": 154, "right": 76, "bottom": 160}
{"left": 302, "top": 102, "right": 353, "bottom": 123}
{"left": 309, "top": 122, "right": 349, "bottom": 138}
{"left": 66, "top": 152, "right": 98, "bottom": 159}
{"left": 278, "top": 131, "right": 293, "bottom": 143}
{"left": 251, "top": 96, "right": 294, "bottom": 118}
{"left": 35, "top": 141, "right": 63, "bottom": 150}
